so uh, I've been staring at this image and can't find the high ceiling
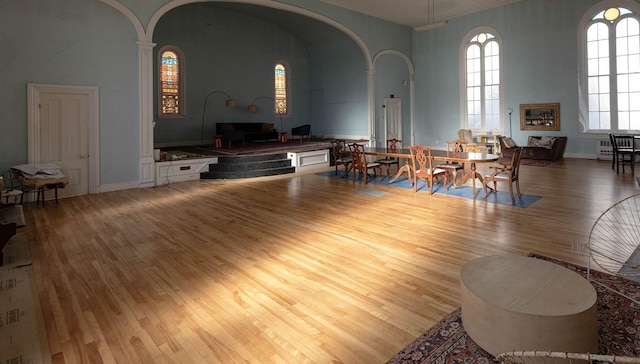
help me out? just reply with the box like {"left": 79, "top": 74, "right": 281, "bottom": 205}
{"left": 319, "top": 0, "right": 525, "bottom": 29}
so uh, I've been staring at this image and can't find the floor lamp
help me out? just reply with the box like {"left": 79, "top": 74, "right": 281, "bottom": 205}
{"left": 247, "top": 96, "right": 283, "bottom": 132}
{"left": 200, "top": 90, "right": 236, "bottom": 145}
{"left": 507, "top": 108, "right": 513, "bottom": 137}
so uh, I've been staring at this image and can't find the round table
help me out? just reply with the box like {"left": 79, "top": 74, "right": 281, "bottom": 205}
{"left": 460, "top": 255, "right": 598, "bottom": 356}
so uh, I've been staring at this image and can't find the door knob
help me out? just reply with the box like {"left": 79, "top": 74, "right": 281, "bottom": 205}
{"left": 80, "top": 154, "right": 88, "bottom": 158}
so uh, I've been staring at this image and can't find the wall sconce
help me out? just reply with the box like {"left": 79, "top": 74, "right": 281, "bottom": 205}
{"left": 200, "top": 90, "right": 236, "bottom": 145}
{"left": 247, "top": 96, "right": 284, "bottom": 131}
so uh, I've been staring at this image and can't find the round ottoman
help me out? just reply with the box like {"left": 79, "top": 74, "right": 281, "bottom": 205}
{"left": 460, "top": 255, "right": 598, "bottom": 356}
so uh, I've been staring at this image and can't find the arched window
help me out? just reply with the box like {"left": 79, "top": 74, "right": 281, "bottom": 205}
{"left": 578, "top": 1, "right": 640, "bottom": 132}
{"left": 461, "top": 28, "right": 503, "bottom": 132}
{"left": 274, "top": 63, "right": 288, "bottom": 115}
{"left": 158, "top": 46, "right": 185, "bottom": 116}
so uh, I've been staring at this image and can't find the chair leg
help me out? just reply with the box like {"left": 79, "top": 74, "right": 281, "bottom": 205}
{"left": 508, "top": 183, "right": 515, "bottom": 202}
{"left": 516, "top": 179, "right": 521, "bottom": 197}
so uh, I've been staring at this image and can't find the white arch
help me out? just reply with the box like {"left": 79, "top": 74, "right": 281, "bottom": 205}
{"left": 99, "top": 0, "right": 377, "bottom": 185}
{"left": 372, "top": 50, "right": 416, "bottom": 146}
{"left": 98, "top": 0, "right": 145, "bottom": 40}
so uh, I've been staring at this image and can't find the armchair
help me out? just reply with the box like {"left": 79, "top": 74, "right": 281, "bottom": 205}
{"left": 457, "top": 129, "right": 488, "bottom": 153}
{"left": 483, "top": 146, "right": 523, "bottom": 202}
{"left": 291, "top": 124, "right": 311, "bottom": 143}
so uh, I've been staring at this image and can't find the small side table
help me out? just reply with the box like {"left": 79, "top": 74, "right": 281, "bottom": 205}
{"left": 18, "top": 176, "right": 69, "bottom": 207}
{"left": 279, "top": 132, "right": 288, "bottom": 143}
{"left": 213, "top": 135, "right": 223, "bottom": 148}
{"left": 477, "top": 134, "right": 501, "bottom": 154}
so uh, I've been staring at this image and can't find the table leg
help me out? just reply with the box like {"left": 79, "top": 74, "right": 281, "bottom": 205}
{"left": 388, "top": 159, "right": 413, "bottom": 185}
{"left": 453, "top": 162, "right": 485, "bottom": 196}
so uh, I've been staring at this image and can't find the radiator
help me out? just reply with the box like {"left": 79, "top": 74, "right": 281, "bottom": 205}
{"left": 597, "top": 140, "right": 613, "bottom": 160}
{"left": 596, "top": 138, "right": 633, "bottom": 160}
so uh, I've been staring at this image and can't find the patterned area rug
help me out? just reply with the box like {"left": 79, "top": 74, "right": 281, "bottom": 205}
{"left": 386, "top": 253, "right": 640, "bottom": 363}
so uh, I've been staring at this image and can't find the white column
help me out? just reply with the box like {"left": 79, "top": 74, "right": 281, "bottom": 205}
{"left": 368, "top": 66, "right": 376, "bottom": 147}
{"left": 137, "top": 41, "right": 156, "bottom": 188}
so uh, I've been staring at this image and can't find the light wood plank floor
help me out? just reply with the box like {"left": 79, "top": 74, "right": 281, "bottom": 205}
{"left": 19, "top": 158, "right": 639, "bottom": 363}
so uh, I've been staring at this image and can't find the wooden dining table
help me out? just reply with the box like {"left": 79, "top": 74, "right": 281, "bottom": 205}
{"left": 363, "top": 147, "right": 500, "bottom": 195}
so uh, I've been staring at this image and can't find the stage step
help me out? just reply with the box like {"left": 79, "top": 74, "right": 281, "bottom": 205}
{"left": 200, "top": 153, "right": 295, "bottom": 179}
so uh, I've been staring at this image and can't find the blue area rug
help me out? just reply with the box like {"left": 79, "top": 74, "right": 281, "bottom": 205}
{"left": 317, "top": 170, "right": 541, "bottom": 208}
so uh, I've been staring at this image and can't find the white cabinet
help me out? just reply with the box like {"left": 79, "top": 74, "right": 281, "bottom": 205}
{"left": 287, "top": 149, "right": 330, "bottom": 172}
{"left": 154, "top": 157, "right": 217, "bottom": 186}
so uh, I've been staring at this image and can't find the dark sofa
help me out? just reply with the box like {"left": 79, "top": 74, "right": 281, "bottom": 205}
{"left": 216, "top": 122, "right": 278, "bottom": 147}
{"left": 500, "top": 136, "right": 567, "bottom": 161}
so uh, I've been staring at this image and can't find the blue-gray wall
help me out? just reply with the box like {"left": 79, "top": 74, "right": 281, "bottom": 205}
{"left": 0, "top": 0, "right": 633, "bottom": 190}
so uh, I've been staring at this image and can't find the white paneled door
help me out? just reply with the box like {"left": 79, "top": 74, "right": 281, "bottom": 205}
{"left": 27, "top": 84, "right": 100, "bottom": 199}
{"left": 384, "top": 98, "right": 402, "bottom": 141}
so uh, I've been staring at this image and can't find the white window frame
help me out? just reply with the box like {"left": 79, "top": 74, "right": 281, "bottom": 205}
{"left": 459, "top": 26, "right": 504, "bottom": 135}
{"left": 577, "top": 0, "right": 640, "bottom": 135}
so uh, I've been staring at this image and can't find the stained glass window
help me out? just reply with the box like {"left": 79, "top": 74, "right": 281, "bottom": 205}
{"left": 275, "top": 63, "right": 287, "bottom": 115}
{"left": 160, "top": 49, "right": 183, "bottom": 115}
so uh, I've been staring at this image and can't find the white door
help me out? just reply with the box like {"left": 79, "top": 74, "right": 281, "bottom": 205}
{"left": 27, "top": 84, "right": 100, "bottom": 199}
{"left": 384, "top": 98, "right": 402, "bottom": 142}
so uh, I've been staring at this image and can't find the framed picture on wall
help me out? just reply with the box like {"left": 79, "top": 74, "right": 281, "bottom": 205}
{"left": 520, "top": 103, "right": 560, "bottom": 131}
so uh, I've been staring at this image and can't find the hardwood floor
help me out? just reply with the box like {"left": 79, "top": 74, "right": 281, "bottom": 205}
{"left": 20, "top": 158, "right": 639, "bottom": 363}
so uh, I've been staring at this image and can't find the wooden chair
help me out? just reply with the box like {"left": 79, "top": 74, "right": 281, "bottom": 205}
{"left": 612, "top": 134, "right": 640, "bottom": 175}
{"left": 348, "top": 143, "right": 381, "bottom": 184}
{"left": 330, "top": 140, "right": 352, "bottom": 177}
{"left": 437, "top": 139, "right": 466, "bottom": 185}
{"left": 608, "top": 133, "right": 616, "bottom": 170}
{"left": 483, "top": 146, "right": 523, "bottom": 202}
{"left": 408, "top": 145, "right": 448, "bottom": 194}
{"left": 375, "top": 139, "right": 401, "bottom": 179}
